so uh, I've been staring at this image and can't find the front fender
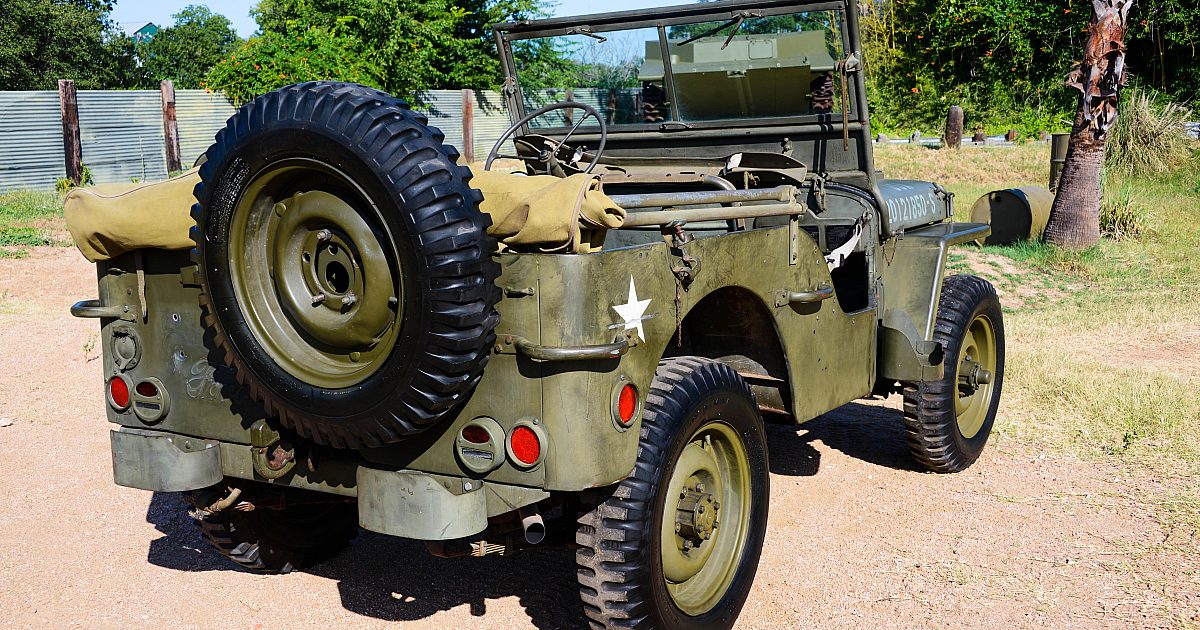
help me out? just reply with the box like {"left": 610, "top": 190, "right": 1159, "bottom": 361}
{"left": 877, "top": 222, "right": 989, "bottom": 382}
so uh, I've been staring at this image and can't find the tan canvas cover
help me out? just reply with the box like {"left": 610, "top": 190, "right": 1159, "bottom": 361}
{"left": 472, "top": 171, "right": 625, "bottom": 254}
{"left": 64, "top": 169, "right": 201, "bottom": 263}
{"left": 64, "top": 168, "right": 625, "bottom": 262}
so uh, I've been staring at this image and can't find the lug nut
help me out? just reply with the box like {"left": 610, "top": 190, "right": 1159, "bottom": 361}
{"left": 695, "top": 482, "right": 705, "bottom": 493}
{"left": 341, "top": 292, "right": 357, "bottom": 307}
{"left": 311, "top": 292, "right": 327, "bottom": 305}
{"left": 316, "top": 229, "right": 332, "bottom": 243}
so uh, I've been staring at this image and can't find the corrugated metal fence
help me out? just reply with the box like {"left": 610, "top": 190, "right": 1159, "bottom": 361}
{"left": 0, "top": 87, "right": 629, "bottom": 192}
{"left": 78, "top": 90, "right": 170, "bottom": 185}
{"left": 0, "top": 91, "right": 66, "bottom": 192}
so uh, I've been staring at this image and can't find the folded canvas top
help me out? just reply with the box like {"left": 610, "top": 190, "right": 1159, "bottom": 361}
{"left": 64, "top": 169, "right": 625, "bottom": 263}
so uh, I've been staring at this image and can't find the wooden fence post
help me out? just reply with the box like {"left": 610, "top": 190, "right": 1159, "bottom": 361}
{"left": 461, "top": 89, "right": 475, "bottom": 165}
{"left": 161, "top": 80, "right": 182, "bottom": 173}
{"left": 58, "top": 79, "right": 82, "bottom": 185}
{"left": 944, "top": 105, "right": 964, "bottom": 149}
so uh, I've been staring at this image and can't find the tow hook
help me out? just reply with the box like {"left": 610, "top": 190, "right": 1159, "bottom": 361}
{"left": 249, "top": 419, "right": 296, "bottom": 479}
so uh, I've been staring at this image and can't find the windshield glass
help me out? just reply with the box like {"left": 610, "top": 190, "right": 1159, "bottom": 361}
{"left": 511, "top": 9, "right": 845, "bottom": 127}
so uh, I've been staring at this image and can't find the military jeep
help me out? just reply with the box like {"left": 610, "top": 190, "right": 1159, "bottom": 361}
{"left": 69, "top": 0, "right": 1003, "bottom": 628}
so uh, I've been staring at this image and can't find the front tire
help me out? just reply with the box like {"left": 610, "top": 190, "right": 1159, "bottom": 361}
{"left": 903, "top": 274, "right": 1005, "bottom": 473}
{"left": 576, "top": 357, "right": 769, "bottom": 630}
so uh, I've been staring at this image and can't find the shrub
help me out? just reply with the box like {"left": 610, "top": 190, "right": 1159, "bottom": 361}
{"left": 1106, "top": 87, "right": 1195, "bottom": 177}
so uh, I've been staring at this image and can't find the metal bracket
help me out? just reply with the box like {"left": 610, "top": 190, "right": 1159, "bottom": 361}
{"left": 664, "top": 223, "right": 700, "bottom": 289}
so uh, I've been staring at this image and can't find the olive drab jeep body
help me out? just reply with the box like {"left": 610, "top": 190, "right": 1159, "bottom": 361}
{"left": 71, "top": 0, "right": 1004, "bottom": 627}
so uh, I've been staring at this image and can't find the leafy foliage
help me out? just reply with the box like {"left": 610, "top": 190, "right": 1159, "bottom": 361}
{"left": 206, "top": 0, "right": 552, "bottom": 102}
{"left": 862, "top": 0, "right": 1198, "bottom": 137}
{"left": 0, "top": 0, "right": 143, "bottom": 89}
{"left": 139, "top": 5, "right": 241, "bottom": 89}
{"left": 203, "top": 24, "right": 384, "bottom": 104}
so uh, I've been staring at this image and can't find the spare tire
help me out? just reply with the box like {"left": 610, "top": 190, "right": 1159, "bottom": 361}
{"left": 192, "top": 82, "right": 500, "bottom": 449}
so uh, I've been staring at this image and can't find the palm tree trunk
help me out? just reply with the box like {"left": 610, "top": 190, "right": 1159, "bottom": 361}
{"left": 1044, "top": 0, "right": 1135, "bottom": 249}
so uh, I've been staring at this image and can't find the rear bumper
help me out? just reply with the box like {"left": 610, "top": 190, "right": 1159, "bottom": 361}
{"left": 110, "top": 427, "right": 222, "bottom": 492}
{"left": 109, "top": 426, "right": 546, "bottom": 541}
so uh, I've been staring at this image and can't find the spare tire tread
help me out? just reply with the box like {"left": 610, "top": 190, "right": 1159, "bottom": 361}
{"left": 192, "top": 81, "right": 500, "bottom": 449}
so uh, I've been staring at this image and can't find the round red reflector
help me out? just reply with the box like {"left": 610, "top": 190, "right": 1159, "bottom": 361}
{"left": 108, "top": 377, "right": 130, "bottom": 409}
{"left": 509, "top": 425, "right": 541, "bottom": 465}
{"left": 461, "top": 424, "right": 491, "bottom": 444}
{"left": 618, "top": 384, "right": 638, "bottom": 425}
{"left": 135, "top": 381, "right": 159, "bottom": 397}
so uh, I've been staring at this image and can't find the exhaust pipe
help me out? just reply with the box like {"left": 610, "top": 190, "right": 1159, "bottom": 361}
{"left": 519, "top": 506, "right": 546, "bottom": 545}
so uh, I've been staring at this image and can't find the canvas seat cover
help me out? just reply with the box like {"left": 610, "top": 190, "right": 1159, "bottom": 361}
{"left": 64, "top": 169, "right": 625, "bottom": 262}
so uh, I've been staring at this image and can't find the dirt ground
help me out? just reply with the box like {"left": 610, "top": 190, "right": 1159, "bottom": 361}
{"left": 0, "top": 247, "right": 1196, "bottom": 629}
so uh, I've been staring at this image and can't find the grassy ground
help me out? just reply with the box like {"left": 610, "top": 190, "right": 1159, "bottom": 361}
{"left": 0, "top": 190, "right": 68, "bottom": 258}
{"left": 877, "top": 142, "right": 1200, "bottom": 532}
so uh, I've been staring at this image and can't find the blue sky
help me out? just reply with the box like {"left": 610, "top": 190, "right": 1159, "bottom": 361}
{"left": 111, "top": 0, "right": 688, "bottom": 38}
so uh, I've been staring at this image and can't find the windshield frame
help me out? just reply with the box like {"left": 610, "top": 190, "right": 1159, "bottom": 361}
{"left": 492, "top": 0, "right": 861, "bottom": 135}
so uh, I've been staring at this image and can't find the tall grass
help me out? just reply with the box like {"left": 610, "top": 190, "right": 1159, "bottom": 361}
{"left": 1106, "top": 87, "right": 1196, "bottom": 177}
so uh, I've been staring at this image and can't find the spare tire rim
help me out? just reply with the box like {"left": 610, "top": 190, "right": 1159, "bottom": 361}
{"left": 955, "top": 313, "right": 996, "bottom": 439}
{"left": 660, "top": 420, "right": 752, "bottom": 615}
{"left": 227, "top": 159, "right": 404, "bottom": 389}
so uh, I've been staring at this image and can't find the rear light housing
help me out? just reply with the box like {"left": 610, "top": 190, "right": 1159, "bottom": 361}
{"left": 131, "top": 377, "right": 170, "bottom": 424}
{"left": 611, "top": 376, "right": 641, "bottom": 430}
{"left": 506, "top": 420, "right": 547, "bottom": 469}
{"left": 455, "top": 417, "right": 505, "bottom": 474}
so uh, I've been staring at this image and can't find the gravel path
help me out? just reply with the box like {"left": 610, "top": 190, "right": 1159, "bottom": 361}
{"left": 0, "top": 248, "right": 1195, "bottom": 629}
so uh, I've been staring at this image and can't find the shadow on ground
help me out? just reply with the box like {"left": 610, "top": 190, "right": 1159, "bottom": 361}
{"left": 142, "top": 398, "right": 917, "bottom": 628}
{"left": 769, "top": 399, "right": 923, "bottom": 475}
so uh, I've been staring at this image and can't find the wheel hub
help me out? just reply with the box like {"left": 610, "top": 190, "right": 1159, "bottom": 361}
{"left": 272, "top": 190, "right": 399, "bottom": 352}
{"left": 227, "top": 165, "right": 406, "bottom": 389}
{"left": 957, "top": 354, "right": 993, "bottom": 395}
{"left": 675, "top": 481, "right": 720, "bottom": 549}
{"left": 954, "top": 314, "right": 998, "bottom": 439}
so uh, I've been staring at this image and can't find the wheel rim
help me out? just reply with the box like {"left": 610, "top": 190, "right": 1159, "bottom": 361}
{"left": 226, "top": 159, "right": 404, "bottom": 389}
{"left": 954, "top": 313, "right": 997, "bottom": 439}
{"left": 660, "top": 420, "right": 752, "bottom": 616}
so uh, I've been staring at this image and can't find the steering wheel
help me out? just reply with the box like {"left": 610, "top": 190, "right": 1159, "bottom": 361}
{"left": 485, "top": 102, "right": 608, "bottom": 174}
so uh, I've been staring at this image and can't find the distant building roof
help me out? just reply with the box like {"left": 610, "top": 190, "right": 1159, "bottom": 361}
{"left": 133, "top": 23, "right": 158, "bottom": 44}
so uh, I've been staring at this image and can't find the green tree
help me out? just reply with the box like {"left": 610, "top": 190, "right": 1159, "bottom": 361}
{"left": 203, "top": 23, "right": 383, "bottom": 104}
{"left": 206, "top": 0, "right": 553, "bottom": 102}
{"left": 139, "top": 5, "right": 241, "bottom": 89}
{"left": 0, "top": 0, "right": 143, "bottom": 89}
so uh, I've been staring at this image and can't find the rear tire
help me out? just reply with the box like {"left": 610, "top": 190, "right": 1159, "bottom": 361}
{"left": 576, "top": 357, "right": 769, "bottom": 629}
{"left": 903, "top": 274, "right": 1004, "bottom": 473}
{"left": 190, "top": 484, "right": 358, "bottom": 574}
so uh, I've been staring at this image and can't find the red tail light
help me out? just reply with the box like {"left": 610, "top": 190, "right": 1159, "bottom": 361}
{"left": 617, "top": 384, "right": 638, "bottom": 425}
{"left": 108, "top": 376, "right": 130, "bottom": 410}
{"left": 508, "top": 425, "right": 541, "bottom": 466}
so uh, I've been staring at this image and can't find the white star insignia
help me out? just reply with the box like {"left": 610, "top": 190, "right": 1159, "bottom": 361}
{"left": 611, "top": 275, "right": 653, "bottom": 342}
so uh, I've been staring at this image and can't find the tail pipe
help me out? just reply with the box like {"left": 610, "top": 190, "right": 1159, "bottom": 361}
{"left": 519, "top": 506, "right": 546, "bottom": 545}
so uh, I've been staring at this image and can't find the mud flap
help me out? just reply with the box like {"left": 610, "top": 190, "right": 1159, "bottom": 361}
{"left": 357, "top": 468, "right": 487, "bottom": 540}
{"left": 110, "top": 427, "right": 222, "bottom": 492}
